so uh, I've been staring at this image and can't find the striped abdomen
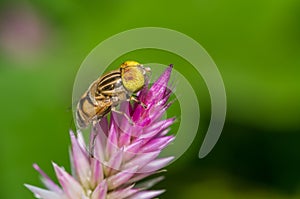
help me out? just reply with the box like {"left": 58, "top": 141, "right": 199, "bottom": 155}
{"left": 76, "top": 70, "right": 123, "bottom": 129}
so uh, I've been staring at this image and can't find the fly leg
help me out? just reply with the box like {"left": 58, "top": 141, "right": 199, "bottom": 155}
{"left": 130, "top": 95, "right": 147, "bottom": 109}
{"left": 89, "top": 129, "right": 96, "bottom": 158}
{"left": 111, "top": 106, "right": 135, "bottom": 125}
{"left": 88, "top": 120, "right": 101, "bottom": 158}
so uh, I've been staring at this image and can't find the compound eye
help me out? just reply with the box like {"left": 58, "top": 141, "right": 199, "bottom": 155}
{"left": 121, "top": 61, "right": 140, "bottom": 69}
{"left": 122, "top": 67, "right": 145, "bottom": 93}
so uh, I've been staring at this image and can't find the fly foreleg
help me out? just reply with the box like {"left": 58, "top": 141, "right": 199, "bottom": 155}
{"left": 111, "top": 106, "right": 134, "bottom": 125}
{"left": 130, "top": 95, "right": 147, "bottom": 109}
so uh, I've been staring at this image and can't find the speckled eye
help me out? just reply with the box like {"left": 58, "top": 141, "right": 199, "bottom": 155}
{"left": 121, "top": 66, "right": 145, "bottom": 93}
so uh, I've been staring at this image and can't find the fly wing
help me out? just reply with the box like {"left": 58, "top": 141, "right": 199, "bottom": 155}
{"left": 94, "top": 93, "right": 113, "bottom": 119}
{"left": 76, "top": 91, "right": 113, "bottom": 129}
{"left": 76, "top": 91, "right": 97, "bottom": 129}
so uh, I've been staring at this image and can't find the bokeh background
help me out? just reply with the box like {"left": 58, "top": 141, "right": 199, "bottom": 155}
{"left": 1, "top": 0, "right": 300, "bottom": 198}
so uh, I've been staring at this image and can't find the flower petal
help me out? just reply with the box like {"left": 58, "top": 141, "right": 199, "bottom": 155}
{"left": 138, "top": 156, "right": 174, "bottom": 173}
{"left": 93, "top": 130, "right": 107, "bottom": 163}
{"left": 52, "top": 162, "right": 85, "bottom": 199}
{"left": 70, "top": 131, "right": 91, "bottom": 189}
{"left": 122, "top": 151, "right": 160, "bottom": 170}
{"left": 91, "top": 180, "right": 107, "bottom": 199}
{"left": 132, "top": 65, "right": 173, "bottom": 123}
{"left": 107, "top": 184, "right": 138, "bottom": 199}
{"left": 146, "top": 105, "right": 168, "bottom": 123}
{"left": 95, "top": 117, "right": 109, "bottom": 137}
{"left": 118, "top": 123, "right": 132, "bottom": 147}
{"left": 140, "top": 118, "right": 175, "bottom": 139}
{"left": 127, "top": 190, "right": 165, "bottom": 199}
{"left": 105, "top": 148, "right": 123, "bottom": 176}
{"left": 25, "top": 184, "right": 66, "bottom": 199}
{"left": 145, "top": 65, "right": 172, "bottom": 105}
{"left": 75, "top": 130, "right": 87, "bottom": 152}
{"left": 135, "top": 176, "right": 165, "bottom": 190}
{"left": 106, "top": 120, "right": 119, "bottom": 158}
{"left": 107, "top": 166, "right": 138, "bottom": 190}
{"left": 141, "top": 136, "right": 175, "bottom": 152}
{"left": 123, "top": 139, "right": 146, "bottom": 161}
{"left": 126, "top": 172, "right": 156, "bottom": 185}
{"left": 158, "top": 128, "right": 171, "bottom": 136}
{"left": 90, "top": 158, "right": 104, "bottom": 189}
{"left": 115, "top": 102, "right": 133, "bottom": 147}
{"left": 33, "top": 164, "right": 62, "bottom": 193}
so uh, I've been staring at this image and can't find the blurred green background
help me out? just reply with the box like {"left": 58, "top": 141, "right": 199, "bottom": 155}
{"left": 0, "top": 0, "right": 300, "bottom": 198}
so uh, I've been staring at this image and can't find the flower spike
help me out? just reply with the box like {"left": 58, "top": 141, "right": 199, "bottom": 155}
{"left": 26, "top": 65, "right": 175, "bottom": 199}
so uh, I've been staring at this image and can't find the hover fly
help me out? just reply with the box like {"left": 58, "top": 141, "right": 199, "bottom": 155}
{"left": 76, "top": 61, "right": 151, "bottom": 129}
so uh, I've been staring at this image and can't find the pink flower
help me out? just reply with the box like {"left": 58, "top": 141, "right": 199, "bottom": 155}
{"left": 25, "top": 65, "right": 175, "bottom": 199}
